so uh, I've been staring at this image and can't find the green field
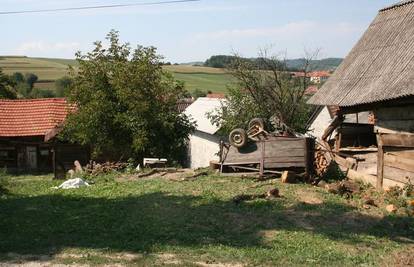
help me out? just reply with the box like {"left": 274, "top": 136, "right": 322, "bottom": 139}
{"left": 0, "top": 56, "right": 234, "bottom": 93}
{"left": 0, "top": 56, "right": 74, "bottom": 80}
{"left": 0, "top": 173, "right": 413, "bottom": 266}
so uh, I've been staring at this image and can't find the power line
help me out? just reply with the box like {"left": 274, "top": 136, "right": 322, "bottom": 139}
{"left": 0, "top": 0, "right": 201, "bottom": 15}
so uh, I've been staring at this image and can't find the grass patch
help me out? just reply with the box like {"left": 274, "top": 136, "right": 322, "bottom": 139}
{"left": 0, "top": 173, "right": 412, "bottom": 266}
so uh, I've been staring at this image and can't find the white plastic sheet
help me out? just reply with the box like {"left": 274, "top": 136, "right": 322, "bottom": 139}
{"left": 56, "top": 178, "right": 90, "bottom": 189}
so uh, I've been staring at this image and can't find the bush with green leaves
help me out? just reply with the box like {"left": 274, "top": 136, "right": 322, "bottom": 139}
{"left": 61, "top": 30, "right": 195, "bottom": 164}
{"left": 55, "top": 76, "right": 73, "bottom": 97}
{"left": 0, "top": 69, "right": 17, "bottom": 99}
{"left": 209, "top": 51, "right": 315, "bottom": 135}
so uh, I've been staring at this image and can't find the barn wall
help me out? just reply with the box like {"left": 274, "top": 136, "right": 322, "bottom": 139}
{"left": 374, "top": 105, "right": 414, "bottom": 188}
{"left": 375, "top": 105, "right": 414, "bottom": 134}
{"left": 188, "top": 130, "right": 220, "bottom": 169}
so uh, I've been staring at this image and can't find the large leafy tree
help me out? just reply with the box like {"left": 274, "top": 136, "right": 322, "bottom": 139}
{"left": 0, "top": 69, "right": 17, "bottom": 99}
{"left": 62, "top": 30, "right": 195, "bottom": 163}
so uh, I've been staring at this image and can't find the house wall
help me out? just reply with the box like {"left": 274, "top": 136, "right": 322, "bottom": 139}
{"left": 0, "top": 137, "right": 89, "bottom": 176}
{"left": 308, "top": 107, "right": 332, "bottom": 140}
{"left": 188, "top": 130, "right": 221, "bottom": 169}
{"left": 0, "top": 137, "right": 53, "bottom": 173}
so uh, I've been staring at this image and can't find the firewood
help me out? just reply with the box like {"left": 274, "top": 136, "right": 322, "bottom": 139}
{"left": 281, "top": 171, "right": 297, "bottom": 183}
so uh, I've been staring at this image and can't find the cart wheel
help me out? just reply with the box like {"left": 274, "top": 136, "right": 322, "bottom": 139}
{"left": 249, "top": 118, "right": 265, "bottom": 130}
{"left": 229, "top": 128, "right": 248, "bottom": 148}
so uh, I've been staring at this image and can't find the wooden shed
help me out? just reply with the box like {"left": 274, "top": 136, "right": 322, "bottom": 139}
{"left": 0, "top": 98, "right": 89, "bottom": 178}
{"left": 308, "top": 0, "right": 414, "bottom": 189}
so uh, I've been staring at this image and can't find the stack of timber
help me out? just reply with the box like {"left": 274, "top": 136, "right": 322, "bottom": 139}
{"left": 314, "top": 144, "right": 331, "bottom": 177}
{"left": 84, "top": 161, "right": 128, "bottom": 176}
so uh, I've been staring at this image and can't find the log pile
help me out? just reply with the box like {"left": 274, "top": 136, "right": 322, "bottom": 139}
{"left": 84, "top": 161, "right": 128, "bottom": 176}
{"left": 314, "top": 144, "right": 332, "bottom": 178}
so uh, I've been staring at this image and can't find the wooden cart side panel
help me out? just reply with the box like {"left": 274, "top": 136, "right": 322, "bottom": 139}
{"left": 221, "top": 137, "right": 314, "bottom": 170}
{"left": 265, "top": 162, "right": 306, "bottom": 168}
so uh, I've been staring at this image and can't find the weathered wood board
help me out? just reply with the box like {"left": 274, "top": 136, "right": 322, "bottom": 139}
{"left": 221, "top": 136, "right": 314, "bottom": 173}
{"left": 375, "top": 105, "right": 414, "bottom": 134}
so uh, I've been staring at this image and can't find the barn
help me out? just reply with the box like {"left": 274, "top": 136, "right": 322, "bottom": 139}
{"left": 0, "top": 98, "right": 89, "bottom": 177}
{"left": 184, "top": 97, "right": 225, "bottom": 169}
{"left": 308, "top": 0, "right": 414, "bottom": 189}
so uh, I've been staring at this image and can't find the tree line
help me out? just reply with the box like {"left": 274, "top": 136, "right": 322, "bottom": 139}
{"left": 0, "top": 70, "right": 73, "bottom": 99}
{"left": 204, "top": 55, "right": 342, "bottom": 71}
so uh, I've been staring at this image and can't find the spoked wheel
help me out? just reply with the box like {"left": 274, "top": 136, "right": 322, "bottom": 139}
{"left": 229, "top": 128, "right": 248, "bottom": 148}
{"left": 248, "top": 118, "right": 265, "bottom": 131}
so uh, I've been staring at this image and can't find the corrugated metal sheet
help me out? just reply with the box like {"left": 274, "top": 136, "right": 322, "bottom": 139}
{"left": 184, "top": 97, "right": 225, "bottom": 135}
{"left": 308, "top": 1, "right": 414, "bottom": 107}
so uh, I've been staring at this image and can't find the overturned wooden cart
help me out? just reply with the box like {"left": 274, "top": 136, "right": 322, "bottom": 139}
{"left": 219, "top": 135, "right": 315, "bottom": 176}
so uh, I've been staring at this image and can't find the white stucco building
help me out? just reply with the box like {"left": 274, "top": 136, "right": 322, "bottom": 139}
{"left": 184, "top": 97, "right": 225, "bottom": 169}
{"left": 307, "top": 106, "right": 371, "bottom": 140}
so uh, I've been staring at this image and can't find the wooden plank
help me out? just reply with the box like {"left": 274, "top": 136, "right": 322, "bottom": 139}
{"left": 264, "top": 140, "right": 305, "bottom": 150}
{"left": 265, "top": 148, "right": 306, "bottom": 158}
{"left": 375, "top": 120, "right": 414, "bottom": 134}
{"left": 380, "top": 133, "right": 414, "bottom": 147}
{"left": 383, "top": 166, "right": 414, "bottom": 184}
{"left": 384, "top": 153, "right": 414, "bottom": 172}
{"left": 386, "top": 149, "right": 414, "bottom": 159}
{"left": 322, "top": 115, "right": 344, "bottom": 141}
{"left": 265, "top": 162, "right": 306, "bottom": 168}
{"left": 347, "top": 169, "right": 377, "bottom": 187}
{"left": 377, "top": 135, "right": 384, "bottom": 189}
{"left": 264, "top": 158, "right": 305, "bottom": 164}
{"left": 333, "top": 154, "right": 356, "bottom": 170}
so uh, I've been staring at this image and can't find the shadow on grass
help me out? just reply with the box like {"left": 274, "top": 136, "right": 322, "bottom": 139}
{"left": 0, "top": 192, "right": 413, "bottom": 257}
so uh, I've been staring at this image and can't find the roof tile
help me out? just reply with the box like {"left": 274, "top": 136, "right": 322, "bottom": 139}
{"left": 0, "top": 98, "right": 74, "bottom": 137}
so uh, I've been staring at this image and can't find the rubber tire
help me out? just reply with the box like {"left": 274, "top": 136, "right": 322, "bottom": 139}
{"left": 248, "top": 118, "right": 265, "bottom": 130}
{"left": 229, "top": 128, "right": 248, "bottom": 148}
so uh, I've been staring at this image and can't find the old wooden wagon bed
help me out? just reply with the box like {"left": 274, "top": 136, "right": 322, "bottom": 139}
{"left": 219, "top": 136, "right": 314, "bottom": 176}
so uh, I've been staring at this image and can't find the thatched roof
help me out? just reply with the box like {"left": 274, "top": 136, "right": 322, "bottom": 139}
{"left": 308, "top": 0, "right": 414, "bottom": 107}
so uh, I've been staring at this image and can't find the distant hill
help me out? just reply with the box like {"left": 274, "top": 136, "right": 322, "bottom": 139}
{"left": 179, "top": 61, "right": 205, "bottom": 66}
{"left": 203, "top": 55, "right": 343, "bottom": 71}
{"left": 285, "top": 58, "right": 343, "bottom": 71}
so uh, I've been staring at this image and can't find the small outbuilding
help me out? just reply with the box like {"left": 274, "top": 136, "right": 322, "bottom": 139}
{"left": 308, "top": 0, "right": 414, "bottom": 189}
{"left": 0, "top": 98, "right": 89, "bottom": 177}
{"left": 184, "top": 97, "right": 225, "bottom": 169}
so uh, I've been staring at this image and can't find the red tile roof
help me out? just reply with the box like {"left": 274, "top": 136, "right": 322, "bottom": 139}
{"left": 0, "top": 98, "right": 74, "bottom": 137}
{"left": 305, "top": 86, "right": 319, "bottom": 95}
{"left": 309, "top": 71, "right": 330, "bottom": 78}
{"left": 207, "top": 93, "right": 226, "bottom": 99}
{"left": 291, "top": 71, "right": 331, "bottom": 78}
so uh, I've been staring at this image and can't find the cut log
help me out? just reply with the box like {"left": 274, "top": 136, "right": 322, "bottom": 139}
{"left": 281, "top": 171, "right": 297, "bottom": 183}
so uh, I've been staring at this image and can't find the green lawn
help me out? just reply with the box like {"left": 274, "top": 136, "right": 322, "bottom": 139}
{"left": 0, "top": 173, "right": 412, "bottom": 266}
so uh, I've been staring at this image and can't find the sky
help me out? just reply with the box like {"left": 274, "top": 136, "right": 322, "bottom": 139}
{"left": 1, "top": 0, "right": 399, "bottom": 62}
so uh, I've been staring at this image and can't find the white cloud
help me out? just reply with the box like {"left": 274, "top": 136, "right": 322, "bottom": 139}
{"left": 15, "top": 41, "right": 81, "bottom": 55}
